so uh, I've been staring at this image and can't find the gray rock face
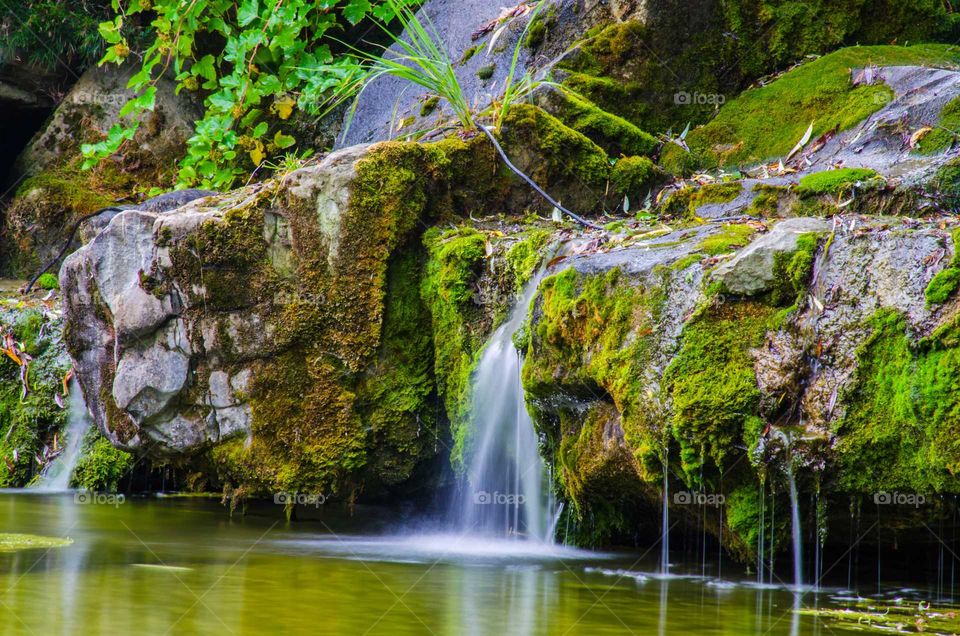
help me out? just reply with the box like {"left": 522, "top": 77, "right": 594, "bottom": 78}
{"left": 15, "top": 60, "right": 202, "bottom": 177}
{"left": 712, "top": 217, "right": 831, "bottom": 295}
{"left": 60, "top": 146, "right": 363, "bottom": 454}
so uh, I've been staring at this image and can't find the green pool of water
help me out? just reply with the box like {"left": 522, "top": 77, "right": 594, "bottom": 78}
{"left": 0, "top": 492, "right": 925, "bottom": 634}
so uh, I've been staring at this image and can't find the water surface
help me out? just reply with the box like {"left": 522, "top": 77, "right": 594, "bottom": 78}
{"left": 0, "top": 493, "right": 910, "bottom": 634}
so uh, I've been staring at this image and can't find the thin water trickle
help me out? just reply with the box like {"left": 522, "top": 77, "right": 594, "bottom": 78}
{"left": 787, "top": 462, "right": 803, "bottom": 590}
{"left": 34, "top": 380, "right": 90, "bottom": 491}
{"left": 660, "top": 454, "right": 670, "bottom": 574}
{"left": 454, "top": 269, "right": 554, "bottom": 542}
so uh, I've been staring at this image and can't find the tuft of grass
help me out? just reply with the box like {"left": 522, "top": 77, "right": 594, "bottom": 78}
{"left": 328, "top": 0, "right": 477, "bottom": 136}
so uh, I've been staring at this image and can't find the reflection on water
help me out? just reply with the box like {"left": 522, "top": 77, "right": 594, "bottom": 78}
{"left": 0, "top": 492, "right": 915, "bottom": 635}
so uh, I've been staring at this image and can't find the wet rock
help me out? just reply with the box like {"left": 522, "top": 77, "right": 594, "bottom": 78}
{"left": 712, "top": 218, "right": 831, "bottom": 296}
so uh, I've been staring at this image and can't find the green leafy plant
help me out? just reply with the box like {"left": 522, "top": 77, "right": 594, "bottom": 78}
{"left": 82, "top": 0, "right": 416, "bottom": 190}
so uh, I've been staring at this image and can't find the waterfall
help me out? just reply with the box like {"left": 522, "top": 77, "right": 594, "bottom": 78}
{"left": 35, "top": 380, "right": 91, "bottom": 491}
{"left": 786, "top": 462, "right": 803, "bottom": 590}
{"left": 455, "top": 270, "right": 554, "bottom": 542}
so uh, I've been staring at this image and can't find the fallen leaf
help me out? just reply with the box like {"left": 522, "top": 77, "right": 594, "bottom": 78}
{"left": 909, "top": 126, "right": 934, "bottom": 148}
{"left": 786, "top": 122, "right": 814, "bottom": 161}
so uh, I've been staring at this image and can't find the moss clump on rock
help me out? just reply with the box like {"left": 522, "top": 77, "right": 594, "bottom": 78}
{"left": 505, "top": 228, "right": 552, "bottom": 291}
{"left": 662, "top": 300, "right": 774, "bottom": 479}
{"left": 500, "top": 104, "right": 614, "bottom": 212}
{"left": 525, "top": 267, "right": 667, "bottom": 482}
{"left": 420, "top": 227, "right": 489, "bottom": 470}
{"left": 206, "top": 142, "right": 472, "bottom": 497}
{"left": 771, "top": 232, "right": 820, "bottom": 307}
{"left": 660, "top": 182, "right": 742, "bottom": 220}
{"left": 835, "top": 309, "right": 960, "bottom": 493}
{"left": 914, "top": 95, "right": 960, "bottom": 154}
{"left": 72, "top": 431, "right": 134, "bottom": 491}
{"left": 796, "top": 168, "right": 881, "bottom": 195}
{"left": 698, "top": 223, "right": 757, "bottom": 256}
{"left": 930, "top": 158, "right": 960, "bottom": 211}
{"left": 0, "top": 306, "right": 72, "bottom": 488}
{"left": 924, "top": 228, "right": 960, "bottom": 306}
{"left": 548, "top": 92, "right": 659, "bottom": 159}
{"left": 610, "top": 156, "right": 664, "bottom": 204}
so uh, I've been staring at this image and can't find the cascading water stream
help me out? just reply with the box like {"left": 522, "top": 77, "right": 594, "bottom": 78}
{"left": 660, "top": 453, "right": 670, "bottom": 574}
{"left": 453, "top": 268, "right": 554, "bottom": 542}
{"left": 34, "top": 380, "right": 91, "bottom": 491}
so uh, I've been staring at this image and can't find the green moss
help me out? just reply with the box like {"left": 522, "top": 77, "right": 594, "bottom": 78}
{"left": 201, "top": 142, "right": 466, "bottom": 496}
{"left": 2, "top": 166, "right": 118, "bottom": 276}
{"left": 835, "top": 309, "right": 960, "bottom": 493}
{"left": 796, "top": 168, "right": 881, "bottom": 195}
{"left": 748, "top": 184, "right": 789, "bottom": 217}
{"left": 551, "top": 92, "right": 659, "bottom": 158}
{"left": 34, "top": 273, "right": 59, "bottom": 290}
{"left": 500, "top": 104, "right": 613, "bottom": 212}
{"left": 524, "top": 267, "right": 667, "bottom": 482}
{"left": 524, "top": 4, "right": 556, "bottom": 49}
{"left": 477, "top": 64, "right": 495, "bottom": 80}
{"left": 505, "top": 228, "right": 552, "bottom": 292}
{"left": 660, "top": 182, "right": 742, "bottom": 220}
{"left": 914, "top": 96, "right": 960, "bottom": 154}
{"left": 356, "top": 247, "right": 438, "bottom": 488}
{"left": 924, "top": 228, "right": 960, "bottom": 306}
{"left": 930, "top": 158, "right": 960, "bottom": 211}
{"left": 770, "top": 232, "right": 820, "bottom": 307}
{"left": 0, "top": 534, "right": 73, "bottom": 552}
{"left": 662, "top": 300, "right": 775, "bottom": 479}
{"left": 72, "top": 431, "right": 133, "bottom": 491}
{"left": 457, "top": 45, "right": 480, "bottom": 65}
{"left": 421, "top": 227, "right": 489, "bottom": 470}
{"left": 659, "top": 142, "right": 703, "bottom": 177}
{"left": 419, "top": 96, "right": 440, "bottom": 117}
{"left": 698, "top": 223, "right": 756, "bottom": 256}
{"left": 686, "top": 46, "right": 960, "bottom": 166}
{"left": 0, "top": 303, "right": 71, "bottom": 488}
{"left": 610, "top": 156, "right": 664, "bottom": 204}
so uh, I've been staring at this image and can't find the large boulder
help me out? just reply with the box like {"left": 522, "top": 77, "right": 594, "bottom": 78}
{"left": 1, "top": 61, "right": 202, "bottom": 278}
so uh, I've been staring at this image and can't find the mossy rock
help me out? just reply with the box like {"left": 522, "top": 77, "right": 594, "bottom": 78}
{"left": 610, "top": 156, "right": 666, "bottom": 205}
{"left": 684, "top": 45, "right": 960, "bottom": 168}
{"left": 659, "top": 182, "right": 742, "bottom": 220}
{"left": 913, "top": 95, "right": 960, "bottom": 154}
{"left": 796, "top": 168, "right": 881, "bottom": 195}
{"left": 834, "top": 309, "right": 960, "bottom": 493}
{"left": 500, "top": 104, "right": 614, "bottom": 213}
{"left": 924, "top": 228, "right": 960, "bottom": 307}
